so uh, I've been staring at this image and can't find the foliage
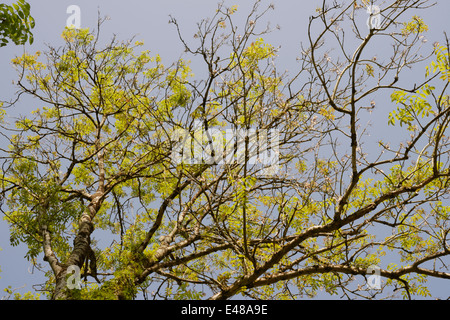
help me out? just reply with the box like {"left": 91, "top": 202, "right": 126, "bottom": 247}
{"left": 0, "top": 0, "right": 449, "bottom": 300}
{"left": 0, "top": 0, "right": 34, "bottom": 47}
{"left": 2, "top": 285, "right": 41, "bottom": 300}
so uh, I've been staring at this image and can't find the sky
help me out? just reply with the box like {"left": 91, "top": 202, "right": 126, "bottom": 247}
{"left": 0, "top": 0, "right": 449, "bottom": 299}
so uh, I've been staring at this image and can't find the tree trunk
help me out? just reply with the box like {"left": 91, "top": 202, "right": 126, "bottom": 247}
{"left": 51, "top": 199, "right": 98, "bottom": 299}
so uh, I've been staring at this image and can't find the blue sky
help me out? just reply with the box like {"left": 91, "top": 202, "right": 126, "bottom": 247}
{"left": 0, "top": 0, "right": 449, "bottom": 299}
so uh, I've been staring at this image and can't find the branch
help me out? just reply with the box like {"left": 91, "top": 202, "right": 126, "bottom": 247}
{"left": 41, "top": 225, "right": 62, "bottom": 276}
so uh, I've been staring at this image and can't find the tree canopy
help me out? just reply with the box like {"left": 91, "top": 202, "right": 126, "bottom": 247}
{"left": 1, "top": 0, "right": 449, "bottom": 300}
{"left": 0, "top": 0, "right": 34, "bottom": 47}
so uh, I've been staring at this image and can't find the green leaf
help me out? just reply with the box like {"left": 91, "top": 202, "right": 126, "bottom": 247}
{"left": 0, "top": 1, "right": 34, "bottom": 47}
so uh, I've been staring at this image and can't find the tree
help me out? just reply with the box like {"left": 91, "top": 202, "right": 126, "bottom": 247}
{"left": 1, "top": 0, "right": 449, "bottom": 300}
{"left": 0, "top": 0, "right": 34, "bottom": 47}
